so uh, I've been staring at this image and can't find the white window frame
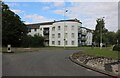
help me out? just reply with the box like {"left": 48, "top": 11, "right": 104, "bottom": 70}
{"left": 52, "top": 41, "right": 55, "bottom": 45}
{"left": 71, "top": 33, "right": 75, "bottom": 38}
{"left": 58, "top": 33, "right": 61, "bottom": 38}
{"left": 58, "top": 26, "right": 60, "bottom": 30}
{"left": 58, "top": 41, "right": 60, "bottom": 45}
{"left": 72, "top": 41, "right": 75, "bottom": 45}
{"left": 52, "top": 34, "right": 55, "bottom": 38}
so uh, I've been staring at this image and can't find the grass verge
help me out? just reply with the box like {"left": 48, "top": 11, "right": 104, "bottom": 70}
{"left": 80, "top": 47, "right": 119, "bottom": 59}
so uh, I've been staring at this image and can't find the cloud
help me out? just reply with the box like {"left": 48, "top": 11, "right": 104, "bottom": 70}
{"left": 54, "top": 2, "right": 118, "bottom": 31}
{"left": 5, "top": 2, "right": 19, "bottom": 7}
{"left": 68, "top": 0, "right": 119, "bottom": 2}
{"left": 54, "top": 10, "right": 64, "bottom": 15}
{"left": 42, "top": 6, "right": 50, "bottom": 10}
{"left": 53, "top": 2, "right": 64, "bottom": 7}
{"left": 4, "top": 0, "right": 119, "bottom": 2}
{"left": 11, "top": 9, "right": 24, "bottom": 14}
{"left": 24, "top": 14, "right": 54, "bottom": 24}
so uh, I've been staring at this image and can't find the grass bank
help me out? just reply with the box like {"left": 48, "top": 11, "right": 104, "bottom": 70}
{"left": 80, "top": 47, "right": 119, "bottom": 59}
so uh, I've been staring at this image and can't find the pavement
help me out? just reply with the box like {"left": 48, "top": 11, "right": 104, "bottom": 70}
{"left": 2, "top": 50, "right": 109, "bottom": 76}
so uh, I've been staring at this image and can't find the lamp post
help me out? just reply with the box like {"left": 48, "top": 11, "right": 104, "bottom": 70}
{"left": 64, "top": 9, "right": 68, "bottom": 49}
{"left": 100, "top": 17, "right": 105, "bottom": 49}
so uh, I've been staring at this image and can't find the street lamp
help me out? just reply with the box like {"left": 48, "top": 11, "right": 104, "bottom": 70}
{"left": 64, "top": 9, "right": 68, "bottom": 49}
{"left": 100, "top": 17, "right": 105, "bottom": 49}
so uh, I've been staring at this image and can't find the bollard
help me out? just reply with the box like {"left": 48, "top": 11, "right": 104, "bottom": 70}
{"left": 7, "top": 44, "right": 11, "bottom": 53}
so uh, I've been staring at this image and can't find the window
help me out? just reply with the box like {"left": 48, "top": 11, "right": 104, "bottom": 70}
{"left": 34, "top": 28, "right": 37, "bottom": 31}
{"left": 65, "top": 33, "right": 68, "bottom": 38}
{"left": 71, "top": 25, "right": 74, "bottom": 30}
{"left": 58, "top": 26, "right": 60, "bottom": 30}
{"left": 58, "top": 33, "right": 61, "bottom": 38}
{"left": 52, "top": 41, "right": 55, "bottom": 45}
{"left": 71, "top": 33, "right": 75, "bottom": 38}
{"left": 52, "top": 34, "right": 55, "bottom": 38}
{"left": 52, "top": 27, "right": 55, "bottom": 31}
{"left": 65, "top": 41, "right": 68, "bottom": 45}
{"left": 65, "top": 25, "right": 67, "bottom": 31}
{"left": 72, "top": 41, "right": 75, "bottom": 45}
{"left": 58, "top": 41, "right": 60, "bottom": 45}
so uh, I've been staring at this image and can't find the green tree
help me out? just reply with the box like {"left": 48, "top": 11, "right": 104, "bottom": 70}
{"left": 106, "top": 31, "right": 117, "bottom": 45}
{"left": 2, "top": 2, "right": 27, "bottom": 47}
{"left": 116, "top": 30, "right": 120, "bottom": 44}
{"left": 93, "top": 18, "right": 108, "bottom": 46}
{"left": 21, "top": 34, "right": 45, "bottom": 47}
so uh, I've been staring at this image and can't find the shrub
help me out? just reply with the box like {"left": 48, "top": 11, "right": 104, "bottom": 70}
{"left": 21, "top": 34, "right": 45, "bottom": 47}
{"left": 113, "top": 44, "right": 120, "bottom": 51}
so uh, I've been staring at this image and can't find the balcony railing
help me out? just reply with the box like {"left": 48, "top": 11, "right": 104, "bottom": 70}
{"left": 81, "top": 37, "right": 87, "bottom": 41}
{"left": 43, "top": 30, "right": 49, "bottom": 35}
{"left": 44, "top": 36, "right": 49, "bottom": 40}
{"left": 78, "top": 30, "right": 82, "bottom": 33}
{"left": 81, "top": 32, "right": 87, "bottom": 36}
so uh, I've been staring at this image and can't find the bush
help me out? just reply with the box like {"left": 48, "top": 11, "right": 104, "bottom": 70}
{"left": 21, "top": 34, "right": 45, "bottom": 47}
{"left": 113, "top": 45, "right": 120, "bottom": 51}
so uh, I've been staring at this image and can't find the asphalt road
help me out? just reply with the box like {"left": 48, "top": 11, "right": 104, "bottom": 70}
{"left": 3, "top": 50, "right": 108, "bottom": 76}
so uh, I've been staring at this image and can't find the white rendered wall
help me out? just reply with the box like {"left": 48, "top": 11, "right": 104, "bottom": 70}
{"left": 86, "top": 32, "right": 93, "bottom": 45}
{"left": 28, "top": 25, "right": 51, "bottom": 36}
{"left": 49, "top": 21, "right": 80, "bottom": 47}
{"left": 28, "top": 28, "right": 41, "bottom": 36}
{"left": 39, "top": 25, "right": 52, "bottom": 36}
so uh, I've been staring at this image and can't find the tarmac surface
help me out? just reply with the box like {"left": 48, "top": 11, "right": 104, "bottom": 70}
{"left": 2, "top": 50, "right": 109, "bottom": 76}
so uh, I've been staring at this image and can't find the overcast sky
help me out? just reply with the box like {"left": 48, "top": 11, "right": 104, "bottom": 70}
{"left": 5, "top": 0, "right": 119, "bottom": 32}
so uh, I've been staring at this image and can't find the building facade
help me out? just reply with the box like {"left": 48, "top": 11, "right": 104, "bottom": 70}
{"left": 27, "top": 19, "right": 93, "bottom": 47}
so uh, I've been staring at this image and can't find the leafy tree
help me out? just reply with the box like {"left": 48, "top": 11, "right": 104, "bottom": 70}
{"left": 2, "top": 2, "right": 27, "bottom": 47}
{"left": 116, "top": 30, "right": 120, "bottom": 44}
{"left": 21, "top": 34, "right": 45, "bottom": 47}
{"left": 106, "top": 31, "right": 117, "bottom": 45}
{"left": 112, "top": 30, "right": 120, "bottom": 51}
{"left": 93, "top": 18, "right": 108, "bottom": 46}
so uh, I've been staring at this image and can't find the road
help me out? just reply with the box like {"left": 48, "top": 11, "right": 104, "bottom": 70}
{"left": 3, "top": 50, "right": 108, "bottom": 76}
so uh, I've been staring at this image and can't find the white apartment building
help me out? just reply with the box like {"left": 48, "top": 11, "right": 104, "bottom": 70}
{"left": 27, "top": 19, "right": 93, "bottom": 47}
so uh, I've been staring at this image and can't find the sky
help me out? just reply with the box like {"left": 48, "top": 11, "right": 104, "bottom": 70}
{"left": 5, "top": 0, "right": 119, "bottom": 32}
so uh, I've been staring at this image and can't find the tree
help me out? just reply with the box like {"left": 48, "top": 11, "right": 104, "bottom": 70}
{"left": 21, "top": 34, "right": 45, "bottom": 47}
{"left": 2, "top": 2, "right": 27, "bottom": 47}
{"left": 116, "top": 30, "right": 120, "bottom": 44}
{"left": 93, "top": 18, "right": 108, "bottom": 46}
{"left": 106, "top": 31, "right": 117, "bottom": 45}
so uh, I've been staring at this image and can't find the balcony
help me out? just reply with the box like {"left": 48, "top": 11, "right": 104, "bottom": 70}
{"left": 78, "top": 28, "right": 82, "bottom": 34}
{"left": 78, "top": 30, "right": 82, "bottom": 33}
{"left": 78, "top": 36, "right": 81, "bottom": 40}
{"left": 81, "top": 32, "right": 87, "bottom": 36}
{"left": 81, "top": 37, "right": 87, "bottom": 42}
{"left": 43, "top": 30, "right": 49, "bottom": 35}
{"left": 44, "top": 36, "right": 49, "bottom": 40}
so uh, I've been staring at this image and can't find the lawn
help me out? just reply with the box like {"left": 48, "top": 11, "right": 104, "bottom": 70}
{"left": 2, "top": 46, "right": 119, "bottom": 59}
{"left": 80, "top": 47, "right": 119, "bottom": 59}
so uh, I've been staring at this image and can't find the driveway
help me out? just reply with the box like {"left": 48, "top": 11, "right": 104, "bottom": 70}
{"left": 3, "top": 49, "right": 108, "bottom": 76}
